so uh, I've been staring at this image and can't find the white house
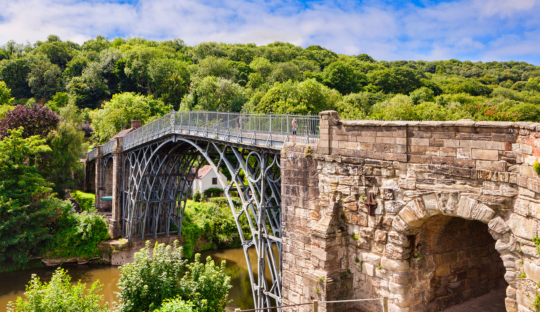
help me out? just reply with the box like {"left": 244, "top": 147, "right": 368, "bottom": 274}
{"left": 191, "top": 165, "right": 227, "bottom": 195}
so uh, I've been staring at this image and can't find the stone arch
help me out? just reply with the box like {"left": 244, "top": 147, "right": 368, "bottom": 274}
{"left": 382, "top": 192, "right": 524, "bottom": 311}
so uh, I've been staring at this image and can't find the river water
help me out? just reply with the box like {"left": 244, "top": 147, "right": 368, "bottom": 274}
{"left": 0, "top": 247, "right": 266, "bottom": 311}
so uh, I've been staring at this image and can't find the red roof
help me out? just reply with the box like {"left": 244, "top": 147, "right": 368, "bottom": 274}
{"left": 196, "top": 165, "right": 213, "bottom": 179}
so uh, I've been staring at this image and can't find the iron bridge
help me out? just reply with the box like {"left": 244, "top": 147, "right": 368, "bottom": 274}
{"left": 86, "top": 111, "right": 320, "bottom": 310}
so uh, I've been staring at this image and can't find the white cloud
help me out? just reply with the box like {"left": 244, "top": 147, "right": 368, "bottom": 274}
{"left": 0, "top": 0, "right": 538, "bottom": 64}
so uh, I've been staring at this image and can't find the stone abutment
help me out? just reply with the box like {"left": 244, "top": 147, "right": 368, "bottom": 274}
{"left": 281, "top": 111, "right": 540, "bottom": 312}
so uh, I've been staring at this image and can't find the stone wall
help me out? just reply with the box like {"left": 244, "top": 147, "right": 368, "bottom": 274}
{"left": 281, "top": 111, "right": 540, "bottom": 312}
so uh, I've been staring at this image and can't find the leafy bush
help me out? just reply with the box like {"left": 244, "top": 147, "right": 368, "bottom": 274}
{"left": 534, "top": 161, "right": 540, "bottom": 175}
{"left": 193, "top": 190, "right": 202, "bottom": 202}
{"left": 182, "top": 199, "right": 246, "bottom": 258}
{"left": 115, "top": 240, "right": 231, "bottom": 312}
{"left": 155, "top": 298, "right": 194, "bottom": 312}
{"left": 7, "top": 267, "right": 108, "bottom": 312}
{"left": 0, "top": 104, "right": 59, "bottom": 138}
{"left": 203, "top": 187, "right": 223, "bottom": 198}
{"left": 0, "top": 128, "right": 64, "bottom": 266}
{"left": 45, "top": 212, "right": 109, "bottom": 259}
{"left": 71, "top": 190, "right": 96, "bottom": 212}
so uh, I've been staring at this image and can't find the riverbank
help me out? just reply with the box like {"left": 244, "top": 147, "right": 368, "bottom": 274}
{"left": 0, "top": 247, "right": 259, "bottom": 311}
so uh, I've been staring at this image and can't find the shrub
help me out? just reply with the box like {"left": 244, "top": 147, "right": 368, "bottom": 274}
{"left": 0, "top": 128, "right": 63, "bottom": 266}
{"left": 0, "top": 105, "right": 59, "bottom": 138}
{"left": 155, "top": 298, "right": 194, "bottom": 312}
{"left": 115, "top": 240, "right": 231, "bottom": 312}
{"left": 203, "top": 187, "right": 223, "bottom": 198}
{"left": 45, "top": 212, "right": 110, "bottom": 259}
{"left": 193, "top": 190, "right": 202, "bottom": 202}
{"left": 71, "top": 190, "right": 96, "bottom": 212}
{"left": 181, "top": 199, "right": 248, "bottom": 258}
{"left": 7, "top": 267, "right": 108, "bottom": 312}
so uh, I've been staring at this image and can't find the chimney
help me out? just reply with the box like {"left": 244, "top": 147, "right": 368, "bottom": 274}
{"left": 131, "top": 120, "right": 142, "bottom": 129}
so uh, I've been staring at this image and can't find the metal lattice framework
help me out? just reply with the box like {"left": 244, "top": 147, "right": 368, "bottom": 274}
{"left": 122, "top": 137, "right": 282, "bottom": 309}
{"left": 86, "top": 110, "right": 320, "bottom": 311}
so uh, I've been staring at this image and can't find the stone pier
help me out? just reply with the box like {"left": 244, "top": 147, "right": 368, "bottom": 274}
{"left": 281, "top": 111, "right": 540, "bottom": 312}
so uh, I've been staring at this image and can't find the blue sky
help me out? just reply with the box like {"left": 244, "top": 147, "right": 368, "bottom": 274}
{"left": 0, "top": 0, "right": 539, "bottom": 64}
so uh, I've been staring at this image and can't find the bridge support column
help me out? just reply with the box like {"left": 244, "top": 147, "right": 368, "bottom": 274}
{"left": 110, "top": 137, "right": 123, "bottom": 238}
{"left": 282, "top": 140, "right": 352, "bottom": 312}
{"left": 94, "top": 146, "right": 103, "bottom": 211}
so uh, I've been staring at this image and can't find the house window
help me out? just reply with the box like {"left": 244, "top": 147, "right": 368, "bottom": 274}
{"left": 212, "top": 178, "right": 218, "bottom": 185}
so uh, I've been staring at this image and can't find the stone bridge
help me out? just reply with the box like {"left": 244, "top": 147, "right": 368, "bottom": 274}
{"left": 85, "top": 110, "right": 540, "bottom": 312}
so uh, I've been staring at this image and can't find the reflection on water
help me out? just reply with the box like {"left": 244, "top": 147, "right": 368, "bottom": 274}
{"left": 0, "top": 247, "right": 277, "bottom": 312}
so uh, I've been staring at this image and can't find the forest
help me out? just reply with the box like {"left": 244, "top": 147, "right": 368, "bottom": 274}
{"left": 1, "top": 35, "right": 540, "bottom": 146}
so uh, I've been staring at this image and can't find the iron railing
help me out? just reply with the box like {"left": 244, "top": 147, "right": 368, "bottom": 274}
{"left": 120, "top": 111, "right": 319, "bottom": 151}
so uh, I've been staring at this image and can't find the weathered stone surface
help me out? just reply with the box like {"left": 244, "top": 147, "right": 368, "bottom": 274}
{"left": 278, "top": 114, "right": 540, "bottom": 312}
{"left": 397, "top": 198, "right": 428, "bottom": 227}
{"left": 506, "top": 214, "right": 537, "bottom": 239}
{"left": 381, "top": 257, "right": 410, "bottom": 272}
{"left": 488, "top": 217, "right": 510, "bottom": 234}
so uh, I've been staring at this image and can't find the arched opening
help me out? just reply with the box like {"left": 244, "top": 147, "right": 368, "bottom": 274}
{"left": 412, "top": 215, "right": 507, "bottom": 311}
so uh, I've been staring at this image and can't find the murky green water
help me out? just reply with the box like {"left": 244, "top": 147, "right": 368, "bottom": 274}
{"left": 0, "top": 248, "right": 263, "bottom": 312}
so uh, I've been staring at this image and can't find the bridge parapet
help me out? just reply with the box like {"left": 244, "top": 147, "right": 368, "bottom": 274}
{"left": 91, "top": 111, "right": 319, "bottom": 157}
{"left": 282, "top": 111, "right": 540, "bottom": 312}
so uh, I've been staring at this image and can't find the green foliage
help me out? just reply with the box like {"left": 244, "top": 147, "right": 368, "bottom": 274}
{"left": 317, "top": 276, "right": 325, "bottom": 283}
{"left": 0, "top": 81, "right": 13, "bottom": 105}
{"left": 534, "top": 294, "right": 540, "bottom": 312}
{"left": 181, "top": 199, "right": 248, "bottom": 258}
{"left": 0, "top": 128, "right": 63, "bottom": 266}
{"left": 45, "top": 92, "right": 69, "bottom": 112}
{"left": 520, "top": 272, "right": 527, "bottom": 279}
{"left": 181, "top": 76, "right": 247, "bottom": 112}
{"left": 377, "top": 263, "right": 382, "bottom": 270}
{"left": 90, "top": 92, "right": 172, "bottom": 143}
{"left": 304, "top": 145, "right": 313, "bottom": 157}
{"left": 533, "top": 236, "right": 540, "bottom": 254}
{"left": 314, "top": 287, "right": 321, "bottom": 295}
{"left": 71, "top": 191, "right": 96, "bottom": 211}
{"left": 322, "top": 61, "right": 365, "bottom": 95}
{"left": 351, "top": 233, "right": 360, "bottom": 241}
{"left": 7, "top": 267, "right": 108, "bottom": 312}
{"left": 367, "top": 67, "right": 422, "bottom": 94}
{"left": 193, "top": 190, "right": 202, "bottom": 202}
{"left": 43, "top": 116, "right": 85, "bottom": 197}
{"left": 155, "top": 298, "right": 194, "bottom": 312}
{"left": 44, "top": 211, "right": 109, "bottom": 259}
{"left": 203, "top": 187, "right": 223, "bottom": 198}
{"left": 115, "top": 241, "right": 231, "bottom": 312}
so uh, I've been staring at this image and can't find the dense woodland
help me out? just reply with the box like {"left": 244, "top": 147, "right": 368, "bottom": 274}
{"left": 1, "top": 35, "right": 540, "bottom": 145}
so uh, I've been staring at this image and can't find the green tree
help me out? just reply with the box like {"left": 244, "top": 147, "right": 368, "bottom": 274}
{"left": 7, "top": 268, "right": 108, "bottom": 312}
{"left": 43, "top": 108, "right": 85, "bottom": 197}
{"left": 181, "top": 76, "right": 247, "bottom": 112}
{"left": 249, "top": 57, "right": 273, "bottom": 78}
{"left": 0, "top": 128, "right": 65, "bottom": 265}
{"left": 323, "top": 61, "right": 365, "bottom": 95}
{"left": 148, "top": 58, "right": 190, "bottom": 108}
{"left": 91, "top": 92, "right": 172, "bottom": 143}
{"left": 409, "top": 87, "right": 435, "bottom": 104}
{"left": 46, "top": 92, "right": 69, "bottom": 112}
{"left": 115, "top": 241, "right": 231, "bottom": 312}
{"left": 371, "top": 94, "right": 416, "bottom": 120}
{"left": 35, "top": 40, "right": 74, "bottom": 69}
{"left": 27, "top": 56, "right": 63, "bottom": 99}
{"left": 82, "top": 35, "right": 111, "bottom": 53}
{"left": 367, "top": 67, "right": 423, "bottom": 94}
{"left": 0, "top": 58, "right": 32, "bottom": 98}
{"left": 0, "top": 81, "right": 14, "bottom": 105}
{"left": 245, "top": 79, "right": 340, "bottom": 114}
{"left": 268, "top": 62, "right": 300, "bottom": 84}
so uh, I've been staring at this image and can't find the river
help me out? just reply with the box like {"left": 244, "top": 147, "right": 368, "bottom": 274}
{"left": 0, "top": 247, "right": 268, "bottom": 311}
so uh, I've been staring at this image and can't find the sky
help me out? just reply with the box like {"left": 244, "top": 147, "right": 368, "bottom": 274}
{"left": 0, "top": 0, "right": 539, "bottom": 64}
